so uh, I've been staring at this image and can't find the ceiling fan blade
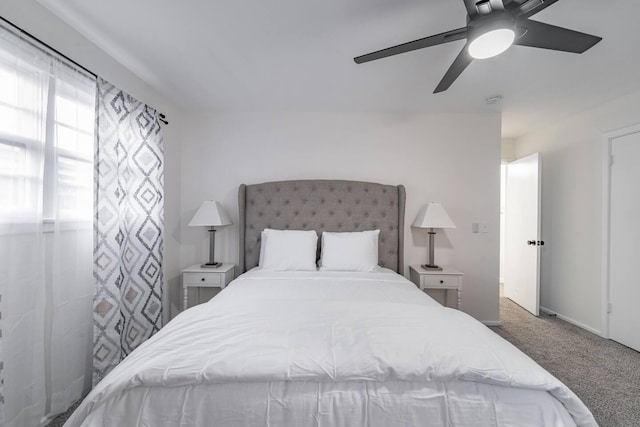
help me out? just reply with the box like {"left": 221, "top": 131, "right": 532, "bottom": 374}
{"left": 434, "top": 44, "right": 473, "bottom": 93}
{"left": 514, "top": 19, "right": 602, "bottom": 53}
{"left": 354, "top": 28, "right": 467, "bottom": 64}
{"left": 506, "top": 0, "right": 561, "bottom": 18}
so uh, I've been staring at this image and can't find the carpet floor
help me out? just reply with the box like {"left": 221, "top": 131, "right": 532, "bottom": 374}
{"left": 48, "top": 298, "right": 639, "bottom": 426}
{"left": 489, "top": 297, "right": 640, "bottom": 427}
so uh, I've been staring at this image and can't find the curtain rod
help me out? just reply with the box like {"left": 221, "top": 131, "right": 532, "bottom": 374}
{"left": 0, "top": 15, "right": 168, "bottom": 125}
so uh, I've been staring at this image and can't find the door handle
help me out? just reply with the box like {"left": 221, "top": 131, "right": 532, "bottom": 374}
{"left": 527, "top": 240, "right": 536, "bottom": 245}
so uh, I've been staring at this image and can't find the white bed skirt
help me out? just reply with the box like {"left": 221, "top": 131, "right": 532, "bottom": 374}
{"left": 78, "top": 379, "right": 579, "bottom": 426}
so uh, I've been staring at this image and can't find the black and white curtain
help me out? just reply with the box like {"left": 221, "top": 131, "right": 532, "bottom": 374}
{"left": 0, "top": 294, "right": 4, "bottom": 424}
{"left": 92, "top": 78, "right": 165, "bottom": 384}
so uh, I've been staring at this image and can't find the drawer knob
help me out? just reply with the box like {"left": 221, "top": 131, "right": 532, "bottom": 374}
{"left": 201, "top": 277, "right": 205, "bottom": 282}
{"left": 440, "top": 280, "right": 444, "bottom": 284}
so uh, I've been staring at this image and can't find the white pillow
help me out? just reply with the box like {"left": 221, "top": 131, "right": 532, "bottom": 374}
{"left": 259, "top": 229, "right": 318, "bottom": 271}
{"left": 319, "top": 230, "right": 380, "bottom": 272}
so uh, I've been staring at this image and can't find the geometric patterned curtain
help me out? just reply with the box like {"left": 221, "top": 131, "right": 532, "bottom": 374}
{"left": 92, "top": 78, "right": 164, "bottom": 385}
{"left": 0, "top": 294, "right": 4, "bottom": 424}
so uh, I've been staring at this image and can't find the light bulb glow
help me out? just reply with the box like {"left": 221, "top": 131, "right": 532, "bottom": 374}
{"left": 468, "top": 28, "right": 515, "bottom": 59}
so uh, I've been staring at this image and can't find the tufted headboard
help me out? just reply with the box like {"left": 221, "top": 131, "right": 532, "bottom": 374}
{"left": 238, "top": 180, "right": 406, "bottom": 273}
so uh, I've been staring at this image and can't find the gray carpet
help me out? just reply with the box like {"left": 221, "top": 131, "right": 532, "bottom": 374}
{"left": 490, "top": 297, "right": 640, "bottom": 427}
{"left": 46, "top": 400, "right": 79, "bottom": 427}
{"left": 48, "top": 298, "right": 639, "bottom": 426}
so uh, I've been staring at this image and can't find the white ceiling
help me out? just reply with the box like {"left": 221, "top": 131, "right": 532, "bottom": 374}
{"left": 38, "top": 0, "right": 640, "bottom": 138}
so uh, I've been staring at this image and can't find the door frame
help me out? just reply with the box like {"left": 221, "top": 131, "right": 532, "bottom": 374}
{"left": 601, "top": 122, "right": 640, "bottom": 339}
{"left": 504, "top": 153, "right": 541, "bottom": 316}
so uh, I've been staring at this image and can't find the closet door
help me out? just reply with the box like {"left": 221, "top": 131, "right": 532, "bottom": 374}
{"left": 609, "top": 130, "right": 640, "bottom": 351}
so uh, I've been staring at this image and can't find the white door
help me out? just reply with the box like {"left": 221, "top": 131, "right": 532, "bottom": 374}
{"left": 609, "top": 131, "right": 640, "bottom": 351}
{"left": 504, "top": 153, "right": 541, "bottom": 316}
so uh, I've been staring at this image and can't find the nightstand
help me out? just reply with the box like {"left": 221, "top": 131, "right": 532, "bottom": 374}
{"left": 409, "top": 265, "right": 464, "bottom": 310}
{"left": 182, "top": 263, "right": 235, "bottom": 310}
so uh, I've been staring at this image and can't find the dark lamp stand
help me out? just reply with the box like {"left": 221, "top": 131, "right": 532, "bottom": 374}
{"left": 202, "top": 227, "right": 221, "bottom": 268}
{"left": 421, "top": 228, "right": 443, "bottom": 271}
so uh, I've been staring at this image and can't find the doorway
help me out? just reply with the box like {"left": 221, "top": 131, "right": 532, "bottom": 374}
{"left": 500, "top": 153, "right": 542, "bottom": 316}
{"left": 603, "top": 124, "right": 640, "bottom": 352}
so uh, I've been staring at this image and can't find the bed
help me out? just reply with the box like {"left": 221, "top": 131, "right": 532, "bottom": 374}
{"left": 65, "top": 180, "right": 596, "bottom": 427}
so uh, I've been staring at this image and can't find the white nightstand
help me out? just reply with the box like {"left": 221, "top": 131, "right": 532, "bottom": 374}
{"left": 409, "top": 265, "right": 464, "bottom": 310}
{"left": 181, "top": 263, "right": 235, "bottom": 310}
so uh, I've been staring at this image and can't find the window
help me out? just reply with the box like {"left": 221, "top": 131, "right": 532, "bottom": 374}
{"left": 50, "top": 78, "right": 96, "bottom": 220}
{"left": 0, "top": 30, "right": 96, "bottom": 223}
{"left": 0, "top": 58, "right": 43, "bottom": 219}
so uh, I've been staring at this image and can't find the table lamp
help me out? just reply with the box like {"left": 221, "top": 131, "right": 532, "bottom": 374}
{"left": 412, "top": 202, "right": 456, "bottom": 271}
{"left": 189, "top": 201, "right": 232, "bottom": 268}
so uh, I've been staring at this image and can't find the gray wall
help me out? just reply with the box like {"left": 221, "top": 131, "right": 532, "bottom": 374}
{"left": 179, "top": 112, "right": 502, "bottom": 323}
{"left": 515, "top": 88, "right": 640, "bottom": 334}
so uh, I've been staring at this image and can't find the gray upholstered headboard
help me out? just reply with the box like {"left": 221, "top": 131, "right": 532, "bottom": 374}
{"left": 238, "top": 180, "right": 405, "bottom": 273}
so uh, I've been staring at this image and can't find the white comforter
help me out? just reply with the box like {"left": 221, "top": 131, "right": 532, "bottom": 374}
{"left": 66, "top": 269, "right": 596, "bottom": 426}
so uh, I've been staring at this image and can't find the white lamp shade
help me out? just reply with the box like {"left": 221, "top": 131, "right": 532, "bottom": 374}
{"left": 188, "top": 201, "right": 232, "bottom": 227}
{"left": 412, "top": 203, "right": 456, "bottom": 229}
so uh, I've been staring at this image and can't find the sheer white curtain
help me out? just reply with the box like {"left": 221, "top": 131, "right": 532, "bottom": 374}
{"left": 0, "top": 22, "right": 96, "bottom": 427}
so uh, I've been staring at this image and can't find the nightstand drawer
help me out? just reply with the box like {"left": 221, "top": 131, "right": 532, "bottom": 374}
{"left": 182, "top": 264, "right": 235, "bottom": 311}
{"left": 183, "top": 272, "right": 222, "bottom": 286}
{"left": 409, "top": 265, "right": 463, "bottom": 310}
{"left": 422, "top": 275, "right": 460, "bottom": 289}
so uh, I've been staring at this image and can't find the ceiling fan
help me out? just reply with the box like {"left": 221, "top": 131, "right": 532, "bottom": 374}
{"left": 354, "top": 0, "right": 602, "bottom": 93}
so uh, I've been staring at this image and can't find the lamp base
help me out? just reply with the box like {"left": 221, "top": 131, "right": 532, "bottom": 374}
{"left": 201, "top": 262, "right": 222, "bottom": 268}
{"left": 421, "top": 264, "right": 443, "bottom": 271}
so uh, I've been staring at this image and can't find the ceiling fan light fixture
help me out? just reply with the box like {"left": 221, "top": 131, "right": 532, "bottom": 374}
{"left": 468, "top": 28, "right": 515, "bottom": 59}
{"left": 353, "top": 0, "right": 602, "bottom": 93}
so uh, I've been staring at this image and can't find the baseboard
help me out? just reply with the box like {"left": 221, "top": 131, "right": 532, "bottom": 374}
{"left": 539, "top": 306, "right": 602, "bottom": 336}
{"left": 482, "top": 320, "right": 503, "bottom": 327}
